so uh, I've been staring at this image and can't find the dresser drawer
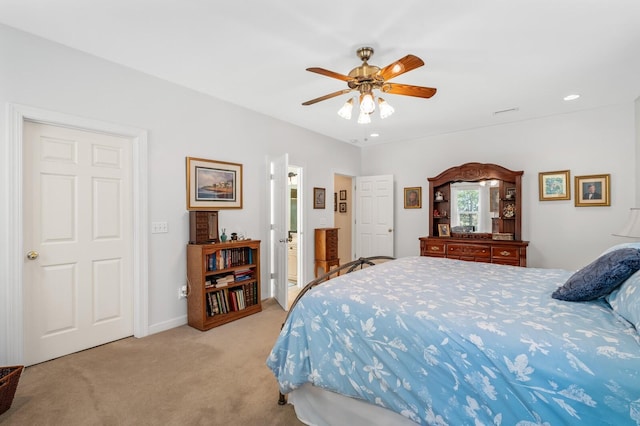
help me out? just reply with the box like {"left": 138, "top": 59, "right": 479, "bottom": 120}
{"left": 423, "top": 241, "right": 446, "bottom": 256}
{"left": 447, "top": 243, "right": 490, "bottom": 258}
{"left": 491, "top": 246, "right": 519, "bottom": 260}
{"left": 491, "top": 246, "right": 521, "bottom": 265}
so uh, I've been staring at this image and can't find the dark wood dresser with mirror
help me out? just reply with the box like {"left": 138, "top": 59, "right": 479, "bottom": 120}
{"left": 419, "top": 162, "right": 529, "bottom": 266}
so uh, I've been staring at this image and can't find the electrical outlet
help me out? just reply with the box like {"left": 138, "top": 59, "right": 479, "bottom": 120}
{"left": 178, "top": 285, "right": 188, "bottom": 299}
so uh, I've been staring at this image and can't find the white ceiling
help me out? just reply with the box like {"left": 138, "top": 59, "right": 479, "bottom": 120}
{"left": 2, "top": 0, "right": 640, "bottom": 146}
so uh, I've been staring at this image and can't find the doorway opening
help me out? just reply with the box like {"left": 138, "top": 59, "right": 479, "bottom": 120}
{"left": 287, "top": 165, "right": 303, "bottom": 308}
{"left": 334, "top": 174, "right": 354, "bottom": 264}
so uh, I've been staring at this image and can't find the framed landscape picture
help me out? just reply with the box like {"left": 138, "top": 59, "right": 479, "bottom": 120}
{"left": 186, "top": 157, "right": 243, "bottom": 210}
{"left": 539, "top": 170, "right": 570, "bottom": 201}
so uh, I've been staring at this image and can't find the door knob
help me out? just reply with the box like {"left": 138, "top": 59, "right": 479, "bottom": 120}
{"left": 278, "top": 239, "right": 288, "bottom": 243}
{"left": 26, "top": 250, "right": 39, "bottom": 260}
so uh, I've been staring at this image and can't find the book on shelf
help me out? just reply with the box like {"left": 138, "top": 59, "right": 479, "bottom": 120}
{"left": 234, "top": 268, "right": 252, "bottom": 282}
{"left": 206, "top": 292, "right": 220, "bottom": 316}
{"left": 215, "top": 274, "right": 235, "bottom": 287}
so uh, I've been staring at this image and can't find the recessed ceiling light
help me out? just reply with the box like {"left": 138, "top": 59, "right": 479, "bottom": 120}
{"left": 370, "top": 133, "right": 379, "bottom": 137}
{"left": 564, "top": 94, "right": 580, "bottom": 101}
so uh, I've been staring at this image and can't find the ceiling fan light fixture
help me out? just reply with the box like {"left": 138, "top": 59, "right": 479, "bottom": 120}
{"left": 357, "top": 110, "right": 372, "bottom": 124}
{"left": 337, "top": 98, "right": 354, "bottom": 120}
{"left": 359, "top": 92, "right": 376, "bottom": 114}
{"left": 378, "top": 97, "right": 395, "bottom": 119}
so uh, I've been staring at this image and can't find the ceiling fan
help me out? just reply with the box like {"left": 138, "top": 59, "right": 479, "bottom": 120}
{"left": 302, "top": 47, "right": 437, "bottom": 123}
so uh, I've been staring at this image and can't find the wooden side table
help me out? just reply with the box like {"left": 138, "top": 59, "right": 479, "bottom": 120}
{"left": 314, "top": 258, "right": 340, "bottom": 278}
{"left": 314, "top": 227, "right": 339, "bottom": 278}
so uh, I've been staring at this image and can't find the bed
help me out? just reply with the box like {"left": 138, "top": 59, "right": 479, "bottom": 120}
{"left": 266, "top": 243, "right": 640, "bottom": 425}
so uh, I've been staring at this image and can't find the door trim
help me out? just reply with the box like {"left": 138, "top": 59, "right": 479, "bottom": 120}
{"left": 2, "top": 103, "right": 149, "bottom": 365}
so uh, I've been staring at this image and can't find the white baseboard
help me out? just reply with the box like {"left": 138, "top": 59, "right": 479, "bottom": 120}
{"left": 146, "top": 315, "right": 188, "bottom": 336}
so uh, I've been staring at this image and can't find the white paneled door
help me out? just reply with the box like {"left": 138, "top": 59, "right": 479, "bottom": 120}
{"left": 355, "top": 175, "right": 394, "bottom": 258}
{"left": 23, "top": 121, "right": 133, "bottom": 366}
{"left": 269, "top": 154, "right": 288, "bottom": 310}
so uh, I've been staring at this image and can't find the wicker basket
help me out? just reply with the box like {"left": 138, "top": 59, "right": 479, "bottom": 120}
{"left": 0, "top": 365, "right": 23, "bottom": 415}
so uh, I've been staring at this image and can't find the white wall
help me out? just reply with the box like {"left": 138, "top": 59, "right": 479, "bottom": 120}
{"left": 1, "top": 22, "right": 638, "bottom": 358}
{"left": 0, "top": 24, "right": 360, "bottom": 349}
{"left": 362, "top": 103, "right": 637, "bottom": 270}
{"left": 333, "top": 174, "right": 353, "bottom": 263}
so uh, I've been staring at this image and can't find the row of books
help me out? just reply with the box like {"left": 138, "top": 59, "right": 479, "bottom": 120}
{"left": 204, "top": 269, "right": 254, "bottom": 289}
{"left": 234, "top": 268, "right": 252, "bottom": 282}
{"left": 207, "top": 248, "right": 254, "bottom": 271}
{"left": 205, "top": 273, "right": 235, "bottom": 288}
{"left": 206, "top": 282, "right": 258, "bottom": 317}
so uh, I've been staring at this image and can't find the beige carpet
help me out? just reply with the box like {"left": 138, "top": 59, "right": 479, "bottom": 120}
{"left": 1, "top": 298, "right": 303, "bottom": 425}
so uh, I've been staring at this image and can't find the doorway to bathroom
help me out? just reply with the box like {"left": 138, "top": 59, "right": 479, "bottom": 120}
{"left": 287, "top": 165, "right": 303, "bottom": 308}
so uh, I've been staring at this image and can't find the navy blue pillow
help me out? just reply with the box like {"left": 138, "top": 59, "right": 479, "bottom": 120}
{"left": 552, "top": 248, "right": 640, "bottom": 301}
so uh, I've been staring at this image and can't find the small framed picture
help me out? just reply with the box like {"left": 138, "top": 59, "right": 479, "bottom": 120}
{"left": 539, "top": 170, "right": 571, "bottom": 201}
{"left": 438, "top": 224, "right": 450, "bottom": 237}
{"left": 339, "top": 190, "right": 347, "bottom": 200}
{"left": 339, "top": 202, "right": 347, "bottom": 213}
{"left": 313, "top": 187, "right": 326, "bottom": 209}
{"left": 404, "top": 187, "right": 422, "bottom": 209}
{"left": 334, "top": 192, "right": 337, "bottom": 211}
{"left": 575, "top": 174, "right": 610, "bottom": 207}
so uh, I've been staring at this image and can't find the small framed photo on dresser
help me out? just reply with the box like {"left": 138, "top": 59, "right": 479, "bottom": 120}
{"left": 438, "top": 224, "right": 450, "bottom": 237}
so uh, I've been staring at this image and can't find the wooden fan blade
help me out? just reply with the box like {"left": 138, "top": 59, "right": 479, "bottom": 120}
{"left": 302, "top": 89, "right": 353, "bottom": 106}
{"left": 378, "top": 55, "right": 425, "bottom": 81}
{"left": 382, "top": 83, "right": 437, "bottom": 98}
{"left": 306, "top": 67, "right": 352, "bottom": 82}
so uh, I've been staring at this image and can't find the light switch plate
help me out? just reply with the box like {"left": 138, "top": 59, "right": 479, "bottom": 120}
{"left": 151, "top": 222, "right": 168, "bottom": 233}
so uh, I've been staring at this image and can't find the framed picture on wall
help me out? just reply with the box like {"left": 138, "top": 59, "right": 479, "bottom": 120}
{"left": 313, "top": 187, "right": 326, "bottom": 209}
{"left": 339, "top": 202, "right": 347, "bottom": 213}
{"left": 339, "top": 190, "right": 347, "bottom": 200}
{"left": 186, "top": 157, "right": 243, "bottom": 210}
{"left": 539, "top": 170, "right": 571, "bottom": 201}
{"left": 575, "top": 174, "right": 610, "bottom": 207}
{"left": 404, "top": 187, "right": 422, "bottom": 209}
{"left": 334, "top": 192, "right": 337, "bottom": 211}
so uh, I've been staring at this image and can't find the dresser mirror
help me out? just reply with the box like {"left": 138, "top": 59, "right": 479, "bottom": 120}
{"left": 448, "top": 181, "right": 501, "bottom": 234}
{"left": 428, "top": 162, "right": 523, "bottom": 241}
{"left": 421, "top": 162, "right": 528, "bottom": 266}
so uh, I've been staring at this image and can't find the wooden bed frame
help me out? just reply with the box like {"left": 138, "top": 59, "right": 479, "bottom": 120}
{"left": 277, "top": 255, "right": 395, "bottom": 406}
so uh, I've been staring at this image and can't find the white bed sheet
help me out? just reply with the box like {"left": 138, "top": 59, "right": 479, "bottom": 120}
{"left": 289, "top": 383, "right": 418, "bottom": 426}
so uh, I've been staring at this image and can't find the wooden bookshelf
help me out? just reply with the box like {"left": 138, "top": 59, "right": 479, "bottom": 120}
{"left": 186, "top": 240, "right": 261, "bottom": 331}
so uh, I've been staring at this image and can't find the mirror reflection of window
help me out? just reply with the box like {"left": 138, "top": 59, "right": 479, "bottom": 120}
{"left": 450, "top": 181, "right": 496, "bottom": 233}
{"left": 290, "top": 187, "right": 297, "bottom": 233}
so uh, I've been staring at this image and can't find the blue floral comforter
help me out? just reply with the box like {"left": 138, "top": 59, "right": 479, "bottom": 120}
{"left": 267, "top": 256, "right": 640, "bottom": 425}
